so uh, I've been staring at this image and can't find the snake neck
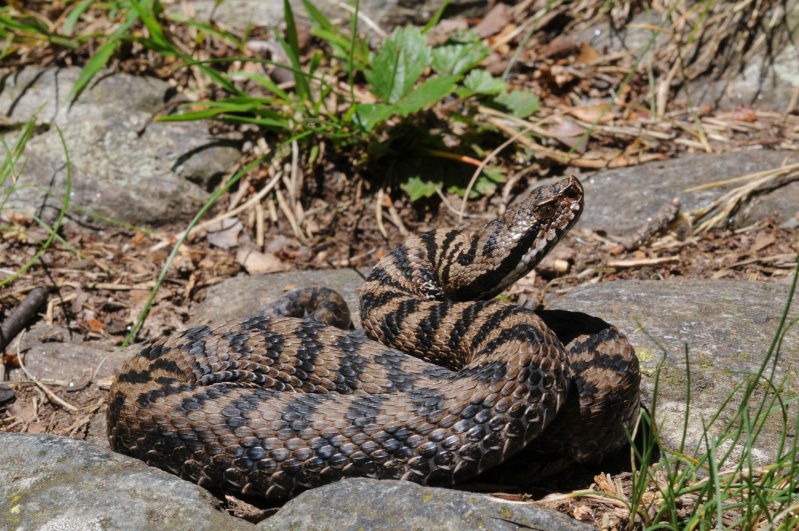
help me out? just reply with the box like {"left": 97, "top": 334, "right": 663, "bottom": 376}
{"left": 360, "top": 176, "right": 583, "bottom": 369}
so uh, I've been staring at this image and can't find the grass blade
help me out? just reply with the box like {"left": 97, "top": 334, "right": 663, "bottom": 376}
{"left": 67, "top": 9, "right": 138, "bottom": 103}
{"left": 281, "top": 0, "right": 311, "bottom": 103}
{"left": 0, "top": 125, "right": 71, "bottom": 288}
{"left": 122, "top": 129, "right": 314, "bottom": 347}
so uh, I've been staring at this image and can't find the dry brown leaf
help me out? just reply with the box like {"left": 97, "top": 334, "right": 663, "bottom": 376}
{"left": 573, "top": 504, "right": 595, "bottom": 522}
{"left": 576, "top": 42, "right": 602, "bottom": 63}
{"left": 206, "top": 218, "right": 243, "bottom": 250}
{"left": 84, "top": 318, "right": 105, "bottom": 333}
{"left": 475, "top": 3, "right": 512, "bottom": 38}
{"left": 750, "top": 233, "right": 776, "bottom": 253}
{"left": 540, "top": 35, "right": 580, "bottom": 58}
{"left": 595, "top": 473, "right": 619, "bottom": 495}
{"left": 568, "top": 103, "right": 614, "bottom": 124}
{"left": 236, "top": 248, "right": 286, "bottom": 275}
{"left": 545, "top": 117, "right": 588, "bottom": 150}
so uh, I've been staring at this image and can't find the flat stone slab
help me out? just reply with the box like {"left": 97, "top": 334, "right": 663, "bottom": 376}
{"left": 0, "top": 67, "right": 240, "bottom": 224}
{"left": 258, "top": 478, "right": 593, "bottom": 531}
{"left": 195, "top": 270, "right": 799, "bottom": 468}
{"left": 172, "top": 0, "right": 489, "bottom": 34}
{"left": 0, "top": 434, "right": 253, "bottom": 531}
{"left": 550, "top": 279, "right": 798, "bottom": 467}
{"left": 531, "top": 151, "right": 799, "bottom": 235}
{"left": 193, "top": 269, "right": 369, "bottom": 327}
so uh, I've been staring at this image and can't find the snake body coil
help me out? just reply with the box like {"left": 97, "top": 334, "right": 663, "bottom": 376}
{"left": 108, "top": 176, "right": 640, "bottom": 499}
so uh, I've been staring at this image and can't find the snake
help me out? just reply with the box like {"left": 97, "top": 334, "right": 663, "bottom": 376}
{"left": 107, "top": 176, "right": 641, "bottom": 500}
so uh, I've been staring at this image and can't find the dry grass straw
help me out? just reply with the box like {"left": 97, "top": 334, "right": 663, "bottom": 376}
{"left": 686, "top": 161, "right": 799, "bottom": 234}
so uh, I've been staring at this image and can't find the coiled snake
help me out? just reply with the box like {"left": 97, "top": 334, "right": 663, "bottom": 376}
{"left": 107, "top": 176, "right": 640, "bottom": 499}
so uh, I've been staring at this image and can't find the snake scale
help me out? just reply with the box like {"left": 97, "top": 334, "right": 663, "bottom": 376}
{"left": 107, "top": 176, "right": 640, "bottom": 499}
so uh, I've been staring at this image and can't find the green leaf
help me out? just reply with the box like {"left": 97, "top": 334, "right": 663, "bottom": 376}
{"left": 301, "top": 0, "right": 335, "bottom": 31}
{"left": 67, "top": 9, "right": 138, "bottom": 103}
{"left": 301, "top": 0, "right": 369, "bottom": 74}
{"left": 67, "top": 38, "right": 119, "bottom": 103}
{"left": 281, "top": 0, "right": 312, "bottom": 103}
{"left": 494, "top": 89, "right": 540, "bottom": 118}
{"left": 422, "top": 0, "right": 451, "bottom": 33}
{"left": 170, "top": 15, "right": 242, "bottom": 45}
{"left": 444, "top": 171, "right": 503, "bottom": 198}
{"left": 396, "top": 75, "right": 459, "bottom": 116}
{"left": 481, "top": 165, "right": 507, "bottom": 183}
{"left": 64, "top": 0, "right": 94, "bottom": 36}
{"left": 354, "top": 103, "right": 397, "bottom": 133}
{"left": 228, "top": 71, "right": 290, "bottom": 100}
{"left": 401, "top": 175, "right": 439, "bottom": 201}
{"left": 472, "top": 176, "right": 498, "bottom": 196}
{"left": 458, "top": 69, "right": 506, "bottom": 97}
{"left": 366, "top": 26, "right": 431, "bottom": 104}
{"left": 130, "top": 0, "right": 172, "bottom": 54}
{"left": 431, "top": 40, "right": 490, "bottom": 75}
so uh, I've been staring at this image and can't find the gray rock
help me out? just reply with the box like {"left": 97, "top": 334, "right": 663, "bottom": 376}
{"left": 575, "top": 10, "right": 671, "bottom": 57}
{"left": 531, "top": 151, "right": 799, "bottom": 235}
{"left": 172, "top": 0, "right": 488, "bottom": 34}
{"left": 17, "top": 322, "right": 133, "bottom": 384}
{"left": 0, "top": 67, "right": 240, "bottom": 225}
{"left": 196, "top": 269, "right": 799, "bottom": 469}
{"left": 193, "top": 269, "right": 369, "bottom": 327}
{"left": 740, "top": 180, "right": 799, "bottom": 227}
{"left": 576, "top": 2, "right": 799, "bottom": 112}
{"left": 0, "top": 433, "right": 253, "bottom": 531}
{"left": 549, "top": 279, "right": 798, "bottom": 467}
{"left": 683, "top": 3, "right": 799, "bottom": 111}
{"left": 259, "top": 477, "right": 594, "bottom": 531}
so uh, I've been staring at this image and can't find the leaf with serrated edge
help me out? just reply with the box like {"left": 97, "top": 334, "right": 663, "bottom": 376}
{"left": 495, "top": 89, "right": 540, "bottom": 118}
{"left": 462, "top": 69, "right": 506, "bottom": 96}
{"left": 401, "top": 175, "right": 439, "bottom": 201}
{"left": 396, "top": 75, "right": 459, "bottom": 117}
{"left": 366, "top": 26, "right": 431, "bottom": 104}
{"left": 431, "top": 41, "right": 490, "bottom": 76}
{"left": 354, "top": 103, "right": 397, "bottom": 132}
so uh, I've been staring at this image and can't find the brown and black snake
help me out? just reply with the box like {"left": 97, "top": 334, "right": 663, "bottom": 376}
{"left": 107, "top": 176, "right": 641, "bottom": 499}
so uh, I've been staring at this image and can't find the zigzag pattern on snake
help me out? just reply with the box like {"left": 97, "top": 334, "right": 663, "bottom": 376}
{"left": 107, "top": 176, "right": 641, "bottom": 500}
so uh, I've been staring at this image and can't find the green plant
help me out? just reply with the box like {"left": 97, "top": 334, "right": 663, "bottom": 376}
{"left": 623, "top": 260, "right": 799, "bottom": 529}
{"left": 158, "top": 0, "right": 539, "bottom": 202}
{"left": 0, "top": 1, "right": 241, "bottom": 101}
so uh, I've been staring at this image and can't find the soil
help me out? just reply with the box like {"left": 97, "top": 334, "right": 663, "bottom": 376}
{"left": 2, "top": 2, "right": 799, "bottom": 528}
{"left": 2, "top": 205, "right": 797, "bottom": 527}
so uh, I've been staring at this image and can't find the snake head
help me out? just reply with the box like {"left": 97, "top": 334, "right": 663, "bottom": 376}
{"left": 443, "top": 175, "right": 584, "bottom": 301}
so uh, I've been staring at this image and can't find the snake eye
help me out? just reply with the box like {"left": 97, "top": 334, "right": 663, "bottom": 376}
{"left": 538, "top": 203, "right": 557, "bottom": 219}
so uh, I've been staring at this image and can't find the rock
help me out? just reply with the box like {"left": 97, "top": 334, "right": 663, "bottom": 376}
{"left": 172, "top": 1, "right": 489, "bottom": 34}
{"left": 0, "top": 67, "right": 240, "bottom": 225}
{"left": 682, "top": 3, "right": 799, "bottom": 111}
{"left": 0, "top": 383, "right": 15, "bottom": 407}
{"left": 196, "top": 269, "right": 799, "bottom": 470}
{"left": 575, "top": 10, "right": 672, "bottom": 58}
{"left": 258, "top": 478, "right": 593, "bottom": 531}
{"left": 548, "top": 279, "right": 799, "bottom": 468}
{"left": 575, "top": 2, "right": 799, "bottom": 112}
{"left": 0, "top": 433, "right": 254, "bottom": 530}
{"left": 11, "top": 322, "right": 139, "bottom": 450}
{"left": 192, "top": 269, "right": 369, "bottom": 327}
{"left": 530, "top": 151, "right": 799, "bottom": 236}
{"left": 16, "top": 322, "right": 133, "bottom": 385}
{"left": 740, "top": 180, "right": 799, "bottom": 227}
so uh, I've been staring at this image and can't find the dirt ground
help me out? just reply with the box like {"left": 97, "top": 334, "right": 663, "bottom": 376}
{"left": 2, "top": 206, "right": 797, "bottom": 526}
{"left": 2, "top": 1, "right": 799, "bottom": 527}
